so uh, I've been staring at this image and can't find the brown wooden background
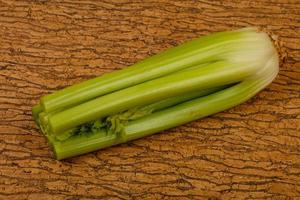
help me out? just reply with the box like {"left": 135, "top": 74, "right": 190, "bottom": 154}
{"left": 0, "top": 0, "right": 300, "bottom": 199}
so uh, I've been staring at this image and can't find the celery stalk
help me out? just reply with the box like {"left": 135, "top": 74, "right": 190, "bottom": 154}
{"left": 40, "top": 29, "right": 262, "bottom": 113}
{"left": 32, "top": 27, "right": 279, "bottom": 160}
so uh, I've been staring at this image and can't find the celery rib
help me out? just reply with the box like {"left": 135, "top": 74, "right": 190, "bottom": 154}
{"left": 40, "top": 29, "right": 256, "bottom": 113}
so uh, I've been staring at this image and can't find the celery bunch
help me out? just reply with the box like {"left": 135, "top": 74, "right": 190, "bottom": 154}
{"left": 32, "top": 28, "right": 279, "bottom": 160}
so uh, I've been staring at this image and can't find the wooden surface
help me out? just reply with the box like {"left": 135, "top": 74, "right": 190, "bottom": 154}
{"left": 0, "top": 0, "right": 300, "bottom": 199}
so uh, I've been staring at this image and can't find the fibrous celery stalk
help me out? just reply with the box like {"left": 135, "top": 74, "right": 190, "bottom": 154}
{"left": 33, "top": 27, "right": 279, "bottom": 160}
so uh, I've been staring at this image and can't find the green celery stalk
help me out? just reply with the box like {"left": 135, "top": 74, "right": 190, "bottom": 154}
{"left": 32, "top": 27, "right": 279, "bottom": 160}
{"left": 40, "top": 29, "right": 262, "bottom": 113}
{"left": 46, "top": 87, "right": 228, "bottom": 159}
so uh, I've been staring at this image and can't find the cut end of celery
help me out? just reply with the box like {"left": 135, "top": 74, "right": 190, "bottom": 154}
{"left": 32, "top": 104, "right": 42, "bottom": 125}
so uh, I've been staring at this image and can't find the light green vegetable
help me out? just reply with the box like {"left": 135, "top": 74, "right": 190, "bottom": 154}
{"left": 33, "top": 27, "right": 279, "bottom": 160}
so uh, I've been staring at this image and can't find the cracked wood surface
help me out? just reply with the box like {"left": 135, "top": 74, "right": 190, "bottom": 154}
{"left": 0, "top": 0, "right": 300, "bottom": 199}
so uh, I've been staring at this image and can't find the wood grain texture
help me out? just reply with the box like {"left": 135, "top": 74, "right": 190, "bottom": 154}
{"left": 0, "top": 0, "right": 299, "bottom": 199}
